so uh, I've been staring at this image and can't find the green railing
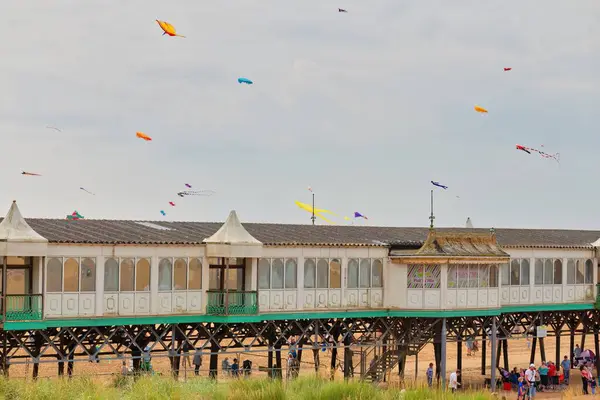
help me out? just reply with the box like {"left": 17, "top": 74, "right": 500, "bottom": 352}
{"left": 595, "top": 284, "right": 600, "bottom": 309}
{"left": 4, "top": 294, "right": 43, "bottom": 321}
{"left": 206, "top": 290, "right": 258, "bottom": 315}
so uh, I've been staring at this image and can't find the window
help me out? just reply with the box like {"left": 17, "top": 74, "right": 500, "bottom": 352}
{"left": 576, "top": 260, "right": 585, "bottom": 284}
{"left": 63, "top": 258, "right": 79, "bottom": 292}
{"left": 567, "top": 260, "right": 576, "bottom": 284}
{"left": 316, "top": 259, "right": 329, "bottom": 289}
{"left": 120, "top": 258, "right": 135, "bottom": 291}
{"left": 457, "top": 265, "right": 468, "bottom": 288}
{"left": 159, "top": 257, "right": 202, "bottom": 291}
{"left": 359, "top": 259, "right": 370, "bottom": 288}
{"left": 521, "top": 259, "right": 530, "bottom": 285}
{"left": 535, "top": 259, "right": 563, "bottom": 285}
{"left": 489, "top": 265, "right": 499, "bottom": 287}
{"left": 347, "top": 259, "right": 383, "bottom": 289}
{"left": 534, "top": 260, "right": 543, "bottom": 285}
{"left": 446, "top": 264, "right": 496, "bottom": 288}
{"left": 135, "top": 259, "right": 150, "bottom": 291}
{"left": 500, "top": 264, "right": 509, "bottom": 286}
{"left": 409, "top": 264, "right": 441, "bottom": 289}
{"left": 585, "top": 259, "right": 593, "bottom": 284}
{"left": 479, "top": 265, "right": 489, "bottom": 288}
{"left": 448, "top": 265, "right": 457, "bottom": 288}
{"left": 330, "top": 259, "right": 341, "bottom": 289}
{"left": 372, "top": 259, "right": 383, "bottom": 288}
{"left": 80, "top": 258, "right": 96, "bottom": 292}
{"left": 304, "top": 259, "right": 316, "bottom": 289}
{"left": 257, "top": 258, "right": 298, "bottom": 290}
{"left": 348, "top": 259, "right": 359, "bottom": 288}
{"left": 105, "top": 258, "right": 119, "bottom": 292}
{"left": 159, "top": 259, "right": 172, "bottom": 291}
{"left": 510, "top": 260, "right": 520, "bottom": 286}
{"left": 47, "top": 258, "right": 62, "bottom": 292}
{"left": 553, "top": 260, "right": 562, "bottom": 284}
{"left": 188, "top": 258, "right": 202, "bottom": 290}
{"left": 173, "top": 258, "right": 187, "bottom": 290}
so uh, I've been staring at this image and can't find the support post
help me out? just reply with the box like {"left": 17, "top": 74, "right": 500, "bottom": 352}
{"left": 530, "top": 337, "right": 537, "bottom": 364}
{"left": 491, "top": 317, "right": 497, "bottom": 392}
{"left": 440, "top": 318, "right": 447, "bottom": 389}
{"left": 594, "top": 329, "right": 600, "bottom": 377}
{"left": 555, "top": 330, "right": 561, "bottom": 367}
{"left": 209, "top": 340, "right": 218, "bottom": 379}
{"left": 502, "top": 339, "right": 509, "bottom": 371}
{"left": 457, "top": 335, "right": 462, "bottom": 385}
{"left": 570, "top": 328, "right": 575, "bottom": 369}
{"left": 481, "top": 334, "right": 486, "bottom": 375}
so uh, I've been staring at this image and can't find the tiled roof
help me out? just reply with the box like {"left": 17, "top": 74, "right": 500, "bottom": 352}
{"left": 4, "top": 218, "right": 599, "bottom": 249}
{"left": 414, "top": 231, "right": 510, "bottom": 257}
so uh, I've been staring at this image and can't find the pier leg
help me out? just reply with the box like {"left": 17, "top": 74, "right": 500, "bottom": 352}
{"left": 440, "top": 318, "right": 447, "bottom": 389}
{"left": 457, "top": 335, "right": 462, "bottom": 385}
{"left": 481, "top": 334, "right": 486, "bottom": 375}
{"left": 503, "top": 339, "right": 509, "bottom": 371}
{"left": 209, "top": 340, "right": 218, "bottom": 379}
{"left": 570, "top": 328, "right": 575, "bottom": 368}
{"left": 530, "top": 337, "right": 537, "bottom": 364}
{"left": 275, "top": 343, "right": 282, "bottom": 379}
{"left": 555, "top": 331, "right": 561, "bottom": 367}
{"left": 491, "top": 317, "right": 497, "bottom": 392}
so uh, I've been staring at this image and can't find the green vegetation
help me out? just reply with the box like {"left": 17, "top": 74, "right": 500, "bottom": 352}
{"left": 0, "top": 375, "right": 494, "bottom": 400}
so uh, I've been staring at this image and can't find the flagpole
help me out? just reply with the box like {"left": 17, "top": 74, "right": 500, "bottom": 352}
{"left": 311, "top": 192, "right": 316, "bottom": 225}
{"left": 429, "top": 189, "right": 435, "bottom": 229}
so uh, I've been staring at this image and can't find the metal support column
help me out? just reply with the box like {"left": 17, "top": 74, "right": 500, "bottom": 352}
{"left": 440, "top": 318, "right": 447, "bottom": 389}
{"left": 490, "top": 317, "right": 497, "bottom": 392}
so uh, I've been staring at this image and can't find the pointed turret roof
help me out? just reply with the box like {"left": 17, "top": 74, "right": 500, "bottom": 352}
{"left": 466, "top": 217, "right": 473, "bottom": 228}
{"left": 0, "top": 201, "right": 48, "bottom": 256}
{"left": 203, "top": 211, "right": 262, "bottom": 257}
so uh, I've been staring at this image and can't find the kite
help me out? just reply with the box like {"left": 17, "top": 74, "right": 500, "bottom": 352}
{"left": 504, "top": 68, "right": 512, "bottom": 71}
{"left": 474, "top": 105, "right": 488, "bottom": 113}
{"left": 308, "top": 186, "right": 313, "bottom": 193}
{"left": 295, "top": 200, "right": 335, "bottom": 224}
{"left": 169, "top": 202, "right": 175, "bottom": 206}
{"left": 66, "top": 210, "right": 84, "bottom": 221}
{"left": 176, "top": 190, "right": 215, "bottom": 197}
{"left": 136, "top": 132, "right": 152, "bottom": 141}
{"left": 156, "top": 20, "right": 185, "bottom": 37}
{"left": 338, "top": 8, "right": 348, "bottom": 12}
{"left": 431, "top": 181, "right": 448, "bottom": 190}
{"left": 185, "top": 184, "right": 192, "bottom": 188}
{"left": 80, "top": 187, "right": 95, "bottom": 195}
{"left": 516, "top": 144, "right": 559, "bottom": 162}
{"left": 160, "top": 210, "right": 166, "bottom": 216}
{"left": 238, "top": 77, "right": 253, "bottom": 85}
{"left": 21, "top": 171, "right": 41, "bottom": 176}
{"left": 354, "top": 212, "right": 368, "bottom": 220}
{"left": 46, "top": 126, "right": 61, "bottom": 132}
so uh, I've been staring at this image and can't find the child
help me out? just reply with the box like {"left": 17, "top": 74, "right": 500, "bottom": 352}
{"left": 517, "top": 377, "right": 525, "bottom": 400}
{"left": 590, "top": 376, "right": 597, "bottom": 395}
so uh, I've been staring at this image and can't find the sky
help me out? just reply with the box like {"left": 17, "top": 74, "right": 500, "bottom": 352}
{"left": 0, "top": 1, "right": 598, "bottom": 229}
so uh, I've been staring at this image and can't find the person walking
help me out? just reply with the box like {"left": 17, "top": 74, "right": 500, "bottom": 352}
{"left": 193, "top": 351, "right": 202, "bottom": 376}
{"left": 580, "top": 365, "right": 590, "bottom": 394}
{"left": 426, "top": 363, "right": 434, "bottom": 387}
{"left": 525, "top": 364, "right": 537, "bottom": 400}
{"left": 561, "top": 355, "right": 570, "bottom": 384}
{"left": 449, "top": 369, "right": 461, "bottom": 393}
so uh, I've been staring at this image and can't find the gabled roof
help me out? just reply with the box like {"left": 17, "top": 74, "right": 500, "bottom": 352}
{"left": 413, "top": 230, "right": 509, "bottom": 257}
{"left": 0, "top": 201, "right": 47, "bottom": 243}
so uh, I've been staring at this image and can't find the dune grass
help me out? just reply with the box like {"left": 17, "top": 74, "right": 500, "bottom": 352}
{"left": 0, "top": 375, "right": 495, "bottom": 400}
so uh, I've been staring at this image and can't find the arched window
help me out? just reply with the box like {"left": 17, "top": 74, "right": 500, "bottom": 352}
{"left": 489, "top": 264, "right": 499, "bottom": 287}
{"left": 348, "top": 259, "right": 359, "bottom": 288}
{"left": 80, "top": 258, "right": 96, "bottom": 292}
{"left": 510, "top": 259, "right": 520, "bottom": 285}
{"left": 553, "top": 259, "right": 562, "bottom": 284}
{"left": 359, "top": 259, "right": 371, "bottom": 288}
{"left": 330, "top": 259, "right": 341, "bottom": 289}
{"left": 304, "top": 259, "right": 316, "bottom": 289}
{"left": 271, "top": 259, "right": 284, "bottom": 289}
{"left": 534, "top": 260, "right": 544, "bottom": 285}
{"left": 174, "top": 258, "right": 187, "bottom": 290}
{"left": 479, "top": 265, "right": 489, "bottom": 288}
{"left": 585, "top": 259, "right": 594, "bottom": 284}
{"left": 104, "top": 258, "right": 119, "bottom": 292}
{"left": 543, "top": 259, "right": 553, "bottom": 285}
{"left": 520, "top": 259, "right": 530, "bottom": 285}
{"left": 158, "top": 258, "right": 173, "bottom": 291}
{"left": 136, "top": 258, "right": 150, "bottom": 291}
{"left": 285, "top": 259, "right": 297, "bottom": 289}
{"left": 316, "top": 259, "right": 329, "bottom": 289}
{"left": 63, "top": 258, "right": 79, "bottom": 292}
{"left": 447, "top": 265, "right": 457, "bottom": 288}
{"left": 188, "top": 258, "right": 202, "bottom": 290}
{"left": 47, "top": 258, "right": 62, "bottom": 292}
{"left": 567, "top": 260, "right": 576, "bottom": 284}
{"left": 372, "top": 259, "right": 383, "bottom": 288}
{"left": 258, "top": 259, "right": 270, "bottom": 289}
{"left": 120, "top": 258, "right": 135, "bottom": 291}
{"left": 576, "top": 260, "right": 585, "bottom": 284}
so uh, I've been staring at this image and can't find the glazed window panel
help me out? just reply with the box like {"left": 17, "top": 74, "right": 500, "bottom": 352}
{"left": 479, "top": 265, "right": 489, "bottom": 288}
{"left": 489, "top": 265, "right": 499, "bottom": 288}
{"left": 585, "top": 259, "right": 594, "bottom": 284}
{"left": 457, "top": 265, "right": 468, "bottom": 288}
{"left": 104, "top": 258, "right": 119, "bottom": 292}
{"left": 63, "top": 258, "right": 80, "bottom": 292}
{"left": 158, "top": 258, "right": 173, "bottom": 291}
{"left": 347, "top": 259, "right": 359, "bottom": 288}
{"left": 371, "top": 259, "right": 383, "bottom": 288}
{"left": 510, "top": 260, "right": 520, "bottom": 286}
{"left": 407, "top": 265, "right": 423, "bottom": 288}
{"left": 544, "top": 259, "right": 553, "bottom": 285}
{"left": 468, "top": 265, "right": 479, "bottom": 288}
{"left": 447, "top": 266, "right": 457, "bottom": 288}
{"left": 304, "top": 259, "right": 316, "bottom": 289}
{"left": 80, "top": 258, "right": 96, "bottom": 292}
{"left": 174, "top": 258, "right": 187, "bottom": 290}
{"left": 188, "top": 258, "right": 202, "bottom": 290}
{"left": 567, "top": 260, "right": 576, "bottom": 284}
{"left": 47, "top": 258, "right": 63, "bottom": 292}
{"left": 520, "top": 259, "right": 530, "bottom": 285}
{"left": 271, "top": 259, "right": 284, "bottom": 289}
{"left": 120, "top": 258, "right": 135, "bottom": 291}
{"left": 316, "top": 259, "right": 329, "bottom": 289}
{"left": 534, "top": 260, "right": 543, "bottom": 285}
{"left": 576, "top": 260, "right": 585, "bottom": 284}
{"left": 258, "top": 259, "right": 270, "bottom": 289}
{"left": 553, "top": 260, "right": 562, "bottom": 284}
{"left": 136, "top": 258, "right": 151, "bottom": 291}
{"left": 330, "top": 259, "right": 341, "bottom": 289}
{"left": 424, "top": 265, "right": 441, "bottom": 289}
{"left": 284, "top": 259, "right": 297, "bottom": 289}
{"left": 359, "top": 259, "right": 370, "bottom": 288}
{"left": 500, "top": 263, "right": 509, "bottom": 286}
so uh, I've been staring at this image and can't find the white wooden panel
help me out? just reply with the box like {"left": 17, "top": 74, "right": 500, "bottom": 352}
{"left": 315, "top": 290, "right": 328, "bottom": 308}
{"left": 552, "top": 287, "right": 562, "bottom": 303}
{"left": 478, "top": 290, "right": 488, "bottom": 307}
{"left": 585, "top": 285, "right": 594, "bottom": 301}
{"left": 119, "top": 293, "right": 134, "bottom": 315}
{"left": 407, "top": 289, "right": 422, "bottom": 308}
{"left": 344, "top": 290, "right": 358, "bottom": 308}
{"left": 500, "top": 288, "right": 509, "bottom": 304}
{"left": 575, "top": 286, "right": 585, "bottom": 302}
{"left": 467, "top": 290, "right": 478, "bottom": 307}
{"left": 270, "top": 290, "right": 284, "bottom": 310}
{"left": 328, "top": 289, "right": 341, "bottom": 308}
{"left": 186, "top": 291, "right": 202, "bottom": 312}
{"left": 258, "top": 291, "right": 270, "bottom": 311}
{"left": 358, "top": 289, "right": 370, "bottom": 308}
{"left": 283, "top": 291, "right": 297, "bottom": 310}
{"left": 135, "top": 293, "right": 150, "bottom": 314}
{"left": 509, "top": 287, "right": 520, "bottom": 304}
{"left": 303, "top": 290, "right": 315, "bottom": 309}
{"left": 78, "top": 293, "right": 95, "bottom": 316}
{"left": 565, "top": 286, "right": 575, "bottom": 302}
{"left": 457, "top": 290, "right": 467, "bottom": 308}
{"left": 172, "top": 292, "right": 187, "bottom": 313}
{"left": 489, "top": 289, "right": 499, "bottom": 307}
{"left": 45, "top": 293, "right": 62, "bottom": 317}
{"left": 62, "top": 294, "right": 79, "bottom": 316}
{"left": 532, "top": 287, "right": 543, "bottom": 303}
{"left": 446, "top": 290, "right": 457, "bottom": 309}
{"left": 103, "top": 294, "right": 119, "bottom": 315}
{"left": 424, "top": 290, "right": 440, "bottom": 309}
{"left": 157, "top": 293, "right": 172, "bottom": 314}
{"left": 543, "top": 287, "right": 553, "bottom": 303}
{"left": 520, "top": 287, "right": 530, "bottom": 303}
{"left": 371, "top": 289, "right": 383, "bottom": 307}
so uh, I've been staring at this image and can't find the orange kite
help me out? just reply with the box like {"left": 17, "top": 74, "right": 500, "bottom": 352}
{"left": 136, "top": 132, "right": 152, "bottom": 141}
{"left": 156, "top": 20, "right": 185, "bottom": 38}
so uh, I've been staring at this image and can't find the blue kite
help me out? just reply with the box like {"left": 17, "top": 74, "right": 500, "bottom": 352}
{"left": 160, "top": 210, "right": 166, "bottom": 216}
{"left": 354, "top": 212, "right": 368, "bottom": 220}
{"left": 431, "top": 181, "right": 448, "bottom": 190}
{"left": 238, "top": 77, "right": 253, "bottom": 85}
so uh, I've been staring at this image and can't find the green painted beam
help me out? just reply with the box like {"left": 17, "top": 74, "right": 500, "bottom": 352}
{"left": 2, "top": 303, "right": 594, "bottom": 331}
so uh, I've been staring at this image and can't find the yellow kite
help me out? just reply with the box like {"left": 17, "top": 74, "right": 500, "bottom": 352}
{"left": 156, "top": 20, "right": 186, "bottom": 38}
{"left": 474, "top": 105, "right": 488, "bottom": 113}
{"left": 295, "top": 201, "right": 335, "bottom": 224}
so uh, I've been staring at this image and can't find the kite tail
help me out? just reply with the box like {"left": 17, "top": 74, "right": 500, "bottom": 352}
{"left": 176, "top": 34, "right": 186, "bottom": 38}
{"left": 554, "top": 153, "right": 560, "bottom": 163}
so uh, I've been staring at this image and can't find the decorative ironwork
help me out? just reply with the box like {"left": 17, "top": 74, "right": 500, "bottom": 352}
{"left": 206, "top": 290, "right": 258, "bottom": 315}
{"left": 4, "top": 295, "right": 42, "bottom": 321}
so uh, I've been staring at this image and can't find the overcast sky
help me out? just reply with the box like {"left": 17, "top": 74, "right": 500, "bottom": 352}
{"left": 0, "top": 1, "right": 598, "bottom": 229}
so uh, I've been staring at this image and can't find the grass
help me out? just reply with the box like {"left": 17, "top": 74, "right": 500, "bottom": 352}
{"left": 0, "top": 375, "right": 496, "bottom": 400}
